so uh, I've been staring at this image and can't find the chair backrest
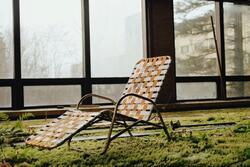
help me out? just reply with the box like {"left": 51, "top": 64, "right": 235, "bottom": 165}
{"left": 117, "top": 56, "right": 171, "bottom": 121}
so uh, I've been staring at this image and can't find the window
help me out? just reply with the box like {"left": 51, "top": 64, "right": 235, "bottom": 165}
{"left": 174, "top": 0, "right": 217, "bottom": 76}
{"left": 207, "top": 38, "right": 215, "bottom": 49}
{"left": 224, "top": 3, "right": 250, "bottom": 76}
{"left": 20, "top": 0, "right": 84, "bottom": 78}
{"left": 92, "top": 84, "right": 125, "bottom": 103}
{"left": 227, "top": 82, "right": 250, "bottom": 98}
{"left": 0, "top": 87, "right": 11, "bottom": 107}
{"left": 1, "top": 0, "right": 144, "bottom": 109}
{"left": 0, "top": 0, "right": 14, "bottom": 79}
{"left": 180, "top": 45, "right": 189, "bottom": 54}
{"left": 177, "top": 82, "right": 217, "bottom": 100}
{"left": 24, "top": 86, "right": 81, "bottom": 106}
{"left": 89, "top": 0, "right": 144, "bottom": 77}
{"left": 247, "top": 31, "right": 250, "bottom": 43}
{"left": 2, "top": 0, "right": 250, "bottom": 109}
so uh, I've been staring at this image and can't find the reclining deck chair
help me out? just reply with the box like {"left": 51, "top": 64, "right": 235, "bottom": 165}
{"left": 26, "top": 56, "right": 172, "bottom": 153}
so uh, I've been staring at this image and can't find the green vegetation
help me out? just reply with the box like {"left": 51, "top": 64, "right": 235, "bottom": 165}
{"left": 0, "top": 113, "right": 35, "bottom": 167}
{"left": 0, "top": 108, "right": 249, "bottom": 166}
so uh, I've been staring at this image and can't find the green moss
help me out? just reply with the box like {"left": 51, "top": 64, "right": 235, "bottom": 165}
{"left": 207, "top": 117, "right": 215, "bottom": 121}
{"left": 243, "top": 148, "right": 250, "bottom": 159}
{"left": 234, "top": 125, "right": 250, "bottom": 133}
{"left": 0, "top": 107, "right": 250, "bottom": 166}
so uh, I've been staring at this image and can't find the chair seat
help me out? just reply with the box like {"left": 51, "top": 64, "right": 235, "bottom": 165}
{"left": 26, "top": 109, "right": 99, "bottom": 148}
{"left": 25, "top": 109, "right": 138, "bottom": 149}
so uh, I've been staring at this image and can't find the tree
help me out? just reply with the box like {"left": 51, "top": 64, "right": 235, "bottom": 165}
{"left": 0, "top": 32, "right": 8, "bottom": 78}
{"left": 0, "top": 33, "right": 5, "bottom": 74}
{"left": 175, "top": 0, "right": 250, "bottom": 97}
{"left": 175, "top": 0, "right": 217, "bottom": 76}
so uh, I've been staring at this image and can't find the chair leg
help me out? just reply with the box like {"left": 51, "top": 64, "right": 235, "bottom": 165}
{"left": 102, "top": 121, "right": 140, "bottom": 154}
{"left": 123, "top": 120, "right": 133, "bottom": 137}
{"left": 102, "top": 118, "right": 116, "bottom": 154}
{"left": 67, "top": 117, "right": 101, "bottom": 150}
{"left": 157, "top": 112, "right": 171, "bottom": 141}
{"left": 67, "top": 137, "right": 72, "bottom": 149}
{"left": 110, "top": 121, "right": 139, "bottom": 141}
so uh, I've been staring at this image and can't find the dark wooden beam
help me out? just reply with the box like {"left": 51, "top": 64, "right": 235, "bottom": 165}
{"left": 146, "top": 0, "right": 176, "bottom": 103}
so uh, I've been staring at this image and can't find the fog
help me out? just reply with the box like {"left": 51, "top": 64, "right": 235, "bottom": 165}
{"left": 18, "top": 0, "right": 143, "bottom": 78}
{"left": 90, "top": 0, "right": 143, "bottom": 77}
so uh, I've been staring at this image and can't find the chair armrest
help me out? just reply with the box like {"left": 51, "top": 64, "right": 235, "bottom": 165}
{"left": 76, "top": 93, "right": 116, "bottom": 109}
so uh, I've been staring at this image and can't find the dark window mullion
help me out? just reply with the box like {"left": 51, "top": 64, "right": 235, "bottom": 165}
{"left": 216, "top": 1, "right": 226, "bottom": 99}
{"left": 0, "top": 79, "right": 13, "bottom": 86}
{"left": 226, "top": 76, "right": 250, "bottom": 82}
{"left": 21, "top": 78, "right": 84, "bottom": 86}
{"left": 91, "top": 78, "right": 129, "bottom": 85}
{"left": 176, "top": 76, "right": 218, "bottom": 83}
{"left": 83, "top": 0, "right": 92, "bottom": 104}
{"left": 12, "top": 0, "right": 23, "bottom": 109}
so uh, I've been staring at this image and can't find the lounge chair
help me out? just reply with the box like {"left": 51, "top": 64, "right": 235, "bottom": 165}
{"left": 26, "top": 56, "right": 172, "bottom": 153}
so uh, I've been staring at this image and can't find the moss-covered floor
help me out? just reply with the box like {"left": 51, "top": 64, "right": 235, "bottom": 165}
{"left": 1, "top": 108, "right": 250, "bottom": 167}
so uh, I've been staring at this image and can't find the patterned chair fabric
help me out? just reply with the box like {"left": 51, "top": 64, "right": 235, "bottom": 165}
{"left": 118, "top": 56, "right": 171, "bottom": 121}
{"left": 25, "top": 56, "right": 171, "bottom": 149}
{"left": 26, "top": 110, "right": 100, "bottom": 148}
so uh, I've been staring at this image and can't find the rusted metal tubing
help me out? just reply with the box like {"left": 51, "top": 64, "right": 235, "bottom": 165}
{"left": 171, "top": 120, "right": 236, "bottom": 130}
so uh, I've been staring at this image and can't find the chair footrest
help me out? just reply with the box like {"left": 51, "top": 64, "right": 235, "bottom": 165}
{"left": 26, "top": 109, "right": 100, "bottom": 148}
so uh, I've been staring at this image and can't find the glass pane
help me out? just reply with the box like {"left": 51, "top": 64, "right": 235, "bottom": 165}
{"left": 174, "top": 0, "right": 217, "bottom": 76}
{"left": 0, "top": 87, "right": 11, "bottom": 107}
{"left": 92, "top": 84, "right": 125, "bottom": 103}
{"left": 0, "top": 0, "right": 14, "bottom": 78}
{"left": 20, "top": 0, "right": 84, "bottom": 78}
{"left": 177, "top": 82, "right": 216, "bottom": 100}
{"left": 224, "top": 3, "right": 250, "bottom": 75}
{"left": 24, "top": 85, "right": 81, "bottom": 106}
{"left": 90, "top": 0, "right": 144, "bottom": 77}
{"left": 227, "top": 82, "right": 250, "bottom": 98}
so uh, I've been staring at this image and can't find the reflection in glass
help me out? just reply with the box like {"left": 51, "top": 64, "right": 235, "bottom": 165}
{"left": 174, "top": 0, "right": 217, "bottom": 76}
{"left": 177, "top": 82, "right": 216, "bottom": 100}
{"left": 227, "top": 82, "right": 250, "bottom": 98}
{"left": 20, "top": 0, "right": 84, "bottom": 78}
{"left": 24, "top": 86, "right": 81, "bottom": 106}
{"left": 90, "top": 0, "right": 144, "bottom": 77}
{"left": 224, "top": 3, "right": 250, "bottom": 76}
{"left": 0, "top": 87, "right": 11, "bottom": 107}
{"left": 0, "top": 0, "right": 14, "bottom": 78}
{"left": 92, "top": 84, "right": 125, "bottom": 103}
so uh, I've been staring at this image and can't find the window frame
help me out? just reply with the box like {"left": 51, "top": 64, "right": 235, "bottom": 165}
{"left": 0, "top": 0, "right": 144, "bottom": 109}
{"left": 1, "top": 0, "right": 250, "bottom": 109}
{"left": 174, "top": 0, "right": 250, "bottom": 102}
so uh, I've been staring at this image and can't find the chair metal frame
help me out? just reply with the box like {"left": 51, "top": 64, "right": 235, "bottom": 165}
{"left": 66, "top": 93, "right": 171, "bottom": 154}
{"left": 102, "top": 93, "right": 171, "bottom": 154}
